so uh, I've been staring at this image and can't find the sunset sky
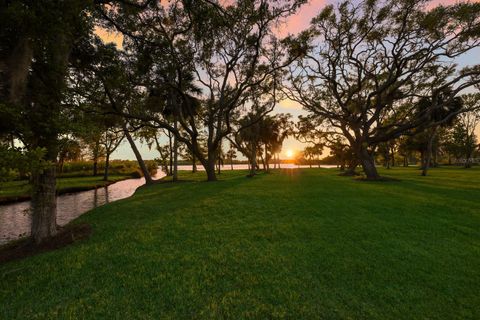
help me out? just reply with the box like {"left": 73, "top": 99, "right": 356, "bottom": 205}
{"left": 103, "top": 0, "right": 480, "bottom": 161}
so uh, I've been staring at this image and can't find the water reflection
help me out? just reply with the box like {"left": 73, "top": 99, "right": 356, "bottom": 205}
{"left": 0, "top": 172, "right": 165, "bottom": 245}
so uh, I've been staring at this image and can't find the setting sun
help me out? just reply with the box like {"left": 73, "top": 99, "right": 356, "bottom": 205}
{"left": 285, "top": 149, "right": 295, "bottom": 158}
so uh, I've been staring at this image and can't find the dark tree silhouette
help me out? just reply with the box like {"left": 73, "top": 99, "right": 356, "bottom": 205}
{"left": 286, "top": 0, "right": 480, "bottom": 179}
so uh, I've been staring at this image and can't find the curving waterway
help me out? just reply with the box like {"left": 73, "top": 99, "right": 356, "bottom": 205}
{"left": 0, "top": 171, "right": 165, "bottom": 245}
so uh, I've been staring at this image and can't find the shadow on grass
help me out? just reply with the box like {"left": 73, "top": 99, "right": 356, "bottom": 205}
{"left": 0, "top": 223, "right": 92, "bottom": 265}
{"left": 338, "top": 171, "right": 361, "bottom": 177}
{"left": 353, "top": 175, "right": 402, "bottom": 182}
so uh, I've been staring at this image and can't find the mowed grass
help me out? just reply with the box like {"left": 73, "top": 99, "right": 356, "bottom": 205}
{"left": 0, "top": 175, "right": 130, "bottom": 200}
{"left": 1, "top": 167, "right": 479, "bottom": 319}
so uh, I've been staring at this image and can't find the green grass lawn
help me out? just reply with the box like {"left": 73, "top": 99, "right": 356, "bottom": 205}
{"left": 0, "top": 175, "right": 131, "bottom": 201}
{"left": 1, "top": 167, "right": 479, "bottom": 319}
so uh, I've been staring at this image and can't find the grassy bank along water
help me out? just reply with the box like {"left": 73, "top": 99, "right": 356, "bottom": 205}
{"left": 0, "top": 175, "right": 131, "bottom": 204}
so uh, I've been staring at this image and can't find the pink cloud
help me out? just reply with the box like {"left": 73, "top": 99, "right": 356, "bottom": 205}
{"left": 276, "top": 0, "right": 327, "bottom": 37}
{"left": 275, "top": 0, "right": 480, "bottom": 37}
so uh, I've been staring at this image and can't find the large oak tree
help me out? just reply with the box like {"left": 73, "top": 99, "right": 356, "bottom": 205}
{"left": 285, "top": 0, "right": 480, "bottom": 179}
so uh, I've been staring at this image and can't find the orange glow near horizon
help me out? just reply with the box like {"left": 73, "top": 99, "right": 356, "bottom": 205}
{"left": 285, "top": 149, "right": 295, "bottom": 159}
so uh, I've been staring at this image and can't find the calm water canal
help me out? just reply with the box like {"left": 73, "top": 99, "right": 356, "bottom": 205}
{"left": 0, "top": 171, "right": 165, "bottom": 245}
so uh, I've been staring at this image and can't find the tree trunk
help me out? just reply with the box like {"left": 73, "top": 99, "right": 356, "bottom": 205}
{"left": 249, "top": 144, "right": 257, "bottom": 176}
{"left": 264, "top": 145, "right": 269, "bottom": 172}
{"left": 59, "top": 160, "right": 64, "bottom": 174}
{"left": 92, "top": 139, "right": 100, "bottom": 176}
{"left": 192, "top": 153, "right": 197, "bottom": 173}
{"left": 421, "top": 149, "right": 431, "bottom": 176}
{"left": 29, "top": 126, "right": 59, "bottom": 245}
{"left": 421, "top": 128, "right": 437, "bottom": 176}
{"left": 465, "top": 151, "right": 473, "bottom": 168}
{"left": 205, "top": 155, "right": 217, "bottom": 181}
{"left": 230, "top": 159, "right": 234, "bottom": 170}
{"left": 103, "top": 153, "right": 110, "bottom": 181}
{"left": 173, "top": 121, "right": 178, "bottom": 182}
{"left": 359, "top": 147, "right": 379, "bottom": 179}
{"left": 93, "top": 158, "right": 98, "bottom": 176}
{"left": 123, "top": 123, "right": 153, "bottom": 184}
{"left": 384, "top": 148, "right": 390, "bottom": 169}
{"left": 154, "top": 136, "right": 169, "bottom": 175}
{"left": 419, "top": 151, "right": 424, "bottom": 169}
{"left": 31, "top": 166, "right": 57, "bottom": 244}
{"left": 390, "top": 147, "right": 395, "bottom": 167}
{"left": 278, "top": 154, "right": 281, "bottom": 169}
{"left": 168, "top": 132, "right": 173, "bottom": 176}
{"left": 345, "top": 159, "right": 358, "bottom": 175}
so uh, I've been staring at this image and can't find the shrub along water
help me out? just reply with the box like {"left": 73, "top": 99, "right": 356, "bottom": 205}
{"left": 0, "top": 160, "right": 158, "bottom": 203}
